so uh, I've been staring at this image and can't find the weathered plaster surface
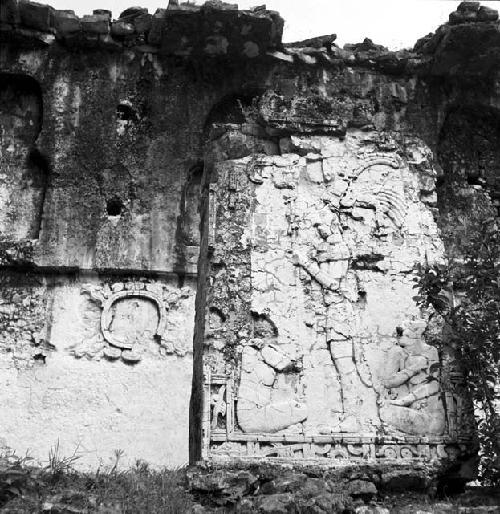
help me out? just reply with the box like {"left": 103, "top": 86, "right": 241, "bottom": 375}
{"left": 196, "top": 51, "right": 485, "bottom": 475}
{"left": 0, "top": 276, "right": 195, "bottom": 468}
{"left": 0, "top": 1, "right": 285, "bottom": 469}
{"left": 241, "top": 131, "right": 446, "bottom": 437}
{"left": 0, "top": 352, "right": 191, "bottom": 469}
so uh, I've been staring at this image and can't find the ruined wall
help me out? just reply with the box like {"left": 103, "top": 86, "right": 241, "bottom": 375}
{"left": 1, "top": 0, "right": 498, "bottom": 477}
{"left": 198, "top": 66, "right": 476, "bottom": 480}
{"left": 191, "top": 5, "right": 500, "bottom": 485}
{"left": 0, "top": 73, "right": 45, "bottom": 241}
{"left": 0, "top": 48, "right": 207, "bottom": 468}
{"left": 0, "top": 0, "right": 285, "bottom": 468}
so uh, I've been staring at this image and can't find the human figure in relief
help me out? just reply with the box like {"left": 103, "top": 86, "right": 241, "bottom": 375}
{"left": 237, "top": 341, "right": 308, "bottom": 433}
{"left": 292, "top": 249, "right": 368, "bottom": 432}
{"left": 293, "top": 238, "right": 446, "bottom": 436}
{"left": 290, "top": 158, "right": 445, "bottom": 434}
{"left": 379, "top": 334, "right": 445, "bottom": 435}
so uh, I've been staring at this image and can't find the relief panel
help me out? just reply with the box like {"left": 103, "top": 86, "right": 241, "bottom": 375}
{"left": 203, "top": 130, "right": 474, "bottom": 465}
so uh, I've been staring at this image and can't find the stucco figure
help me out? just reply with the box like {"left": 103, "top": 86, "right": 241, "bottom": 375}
{"left": 379, "top": 334, "right": 446, "bottom": 435}
{"left": 237, "top": 343, "right": 307, "bottom": 433}
{"left": 289, "top": 158, "right": 408, "bottom": 434}
{"left": 293, "top": 248, "right": 374, "bottom": 433}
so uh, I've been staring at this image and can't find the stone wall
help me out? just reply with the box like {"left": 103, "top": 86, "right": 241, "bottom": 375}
{"left": 1, "top": 0, "right": 499, "bottom": 481}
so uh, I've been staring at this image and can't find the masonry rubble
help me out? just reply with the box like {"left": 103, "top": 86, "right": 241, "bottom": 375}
{"left": 0, "top": 0, "right": 499, "bottom": 502}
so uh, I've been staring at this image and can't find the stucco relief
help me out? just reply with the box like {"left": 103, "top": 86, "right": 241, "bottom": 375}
{"left": 206, "top": 132, "right": 471, "bottom": 463}
{"left": 100, "top": 290, "right": 166, "bottom": 351}
{"left": 377, "top": 332, "right": 445, "bottom": 436}
{"left": 237, "top": 343, "right": 307, "bottom": 433}
{"left": 76, "top": 281, "right": 194, "bottom": 363}
{"left": 289, "top": 152, "right": 418, "bottom": 435}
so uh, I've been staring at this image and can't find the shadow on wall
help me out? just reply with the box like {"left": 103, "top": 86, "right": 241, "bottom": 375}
{"left": 436, "top": 104, "right": 500, "bottom": 255}
{"left": 438, "top": 105, "right": 500, "bottom": 194}
{"left": 175, "top": 162, "right": 204, "bottom": 282}
{"left": 203, "top": 89, "right": 265, "bottom": 129}
{"left": 0, "top": 73, "right": 50, "bottom": 240}
{"left": 190, "top": 88, "right": 272, "bottom": 463}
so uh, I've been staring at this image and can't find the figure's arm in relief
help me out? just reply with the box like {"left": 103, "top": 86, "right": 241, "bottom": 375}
{"left": 260, "top": 344, "right": 296, "bottom": 371}
{"left": 383, "top": 356, "right": 428, "bottom": 388}
{"left": 389, "top": 380, "right": 440, "bottom": 406}
{"left": 292, "top": 252, "right": 338, "bottom": 291}
{"left": 383, "top": 369, "right": 419, "bottom": 388}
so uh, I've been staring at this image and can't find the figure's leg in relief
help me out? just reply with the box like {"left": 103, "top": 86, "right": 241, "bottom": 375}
{"left": 380, "top": 401, "right": 445, "bottom": 435}
{"left": 237, "top": 397, "right": 307, "bottom": 433}
{"left": 237, "top": 366, "right": 307, "bottom": 433}
{"left": 305, "top": 348, "right": 343, "bottom": 433}
{"left": 329, "top": 339, "right": 363, "bottom": 431}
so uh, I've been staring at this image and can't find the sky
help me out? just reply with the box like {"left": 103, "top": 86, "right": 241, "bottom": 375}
{"left": 43, "top": 0, "right": 500, "bottom": 49}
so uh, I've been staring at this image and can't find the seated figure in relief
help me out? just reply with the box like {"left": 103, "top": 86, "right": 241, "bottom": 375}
{"left": 379, "top": 332, "right": 445, "bottom": 436}
{"left": 237, "top": 341, "right": 308, "bottom": 433}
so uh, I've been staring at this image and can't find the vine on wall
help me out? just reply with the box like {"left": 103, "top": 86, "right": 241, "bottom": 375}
{"left": 414, "top": 215, "right": 500, "bottom": 485}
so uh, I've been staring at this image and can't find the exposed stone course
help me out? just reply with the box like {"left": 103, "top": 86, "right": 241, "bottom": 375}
{"left": 18, "top": 1, "right": 54, "bottom": 32}
{"left": 186, "top": 461, "right": 458, "bottom": 511}
{"left": 0, "top": 0, "right": 284, "bottom": 58}
{"left": 53, "top": 10, "right": 81, "bottom": 34}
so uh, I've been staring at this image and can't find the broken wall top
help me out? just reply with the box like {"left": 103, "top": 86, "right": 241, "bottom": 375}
{"left": 0, "top": 0, "right": 283, "bottom": 59}
{"left": 2, "top": 0, "right": 500, "bottom": 76}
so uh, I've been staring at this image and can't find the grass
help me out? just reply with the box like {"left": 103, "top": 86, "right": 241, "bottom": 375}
{"left": 1, "top": 447, "right": 498, "bottom": 513}
{"left": 0, "top": 448, "right": 196, "bottom": 513}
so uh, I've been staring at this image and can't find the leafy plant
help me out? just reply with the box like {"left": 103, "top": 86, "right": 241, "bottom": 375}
{"left": 413, "top": 216, "right": 500, "bottom": 485}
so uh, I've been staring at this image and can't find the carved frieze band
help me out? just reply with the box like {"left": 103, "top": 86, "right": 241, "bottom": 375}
{"left": 208, "top": 439, "right": 470, "bottom": 463}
